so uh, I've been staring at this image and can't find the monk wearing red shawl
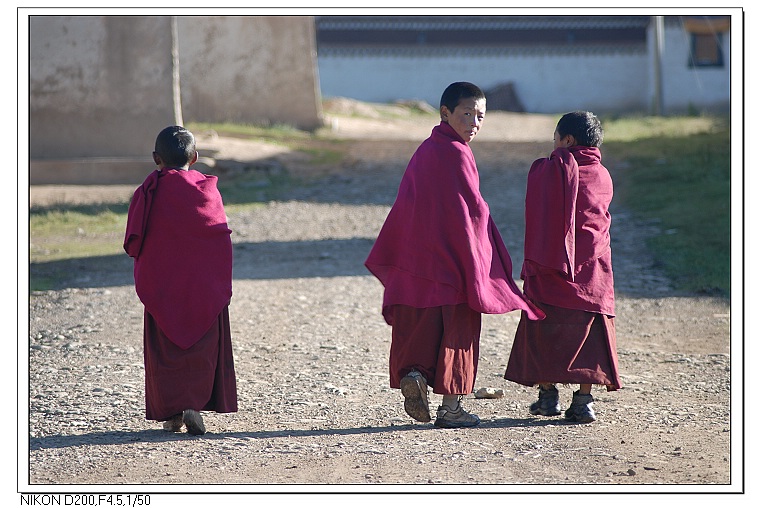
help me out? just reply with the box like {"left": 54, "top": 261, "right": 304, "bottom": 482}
{"left": 124, "top": 126, "right": 237, "bottom": 435}
{"left": 504, "top": 111, "right": 622, "bottom": 424}
{"left": 366, "top": 82, "right": 544, "bottom": 428}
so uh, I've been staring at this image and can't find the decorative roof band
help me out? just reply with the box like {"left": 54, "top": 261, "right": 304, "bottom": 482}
{"left": 317, "top": 45, "right": 646, "bottom": 57}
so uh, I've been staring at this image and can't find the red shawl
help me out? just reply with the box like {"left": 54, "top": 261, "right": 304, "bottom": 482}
{"left": 124, "top": 168, "right": 233, "bottom": 349}
{"left": 522, "top": 146, "right": 615, "bottom": 315}
{"left": 365, "top": 122, "right": 544, "bottom": 322}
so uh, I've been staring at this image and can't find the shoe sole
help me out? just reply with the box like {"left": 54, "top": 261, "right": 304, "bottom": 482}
{"left": 565, "top": 414, "right": 596, "bottom": 424}
{"left": 434, "top": 417, "right": 480, "bottom": 429}
{"left": 564, "top": 410, "right": 596, "bottom": 423}
{"left": 530, "top": 407, "right": 562, "bottom": 416}
{"left": 162, "top": 414, "right": 184, "bottom": 432}
{"left": 183, "top": 410, "right": 207, "bottom": 435}
{"left": 400, "top": 375, "right": 431, "bottom": 423}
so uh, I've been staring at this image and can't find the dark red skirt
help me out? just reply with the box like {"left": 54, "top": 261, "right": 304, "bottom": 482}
{"left": 143, "top": 306, "right": 238, "bottom": 421}
{"left": 504, "top": 301, "right": 621, "bottom": 391}
{"left": 387, "top": 304, "right": 482, "bottom": 395}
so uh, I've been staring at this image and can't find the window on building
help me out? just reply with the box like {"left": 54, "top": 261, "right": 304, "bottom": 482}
{"left": 683, "top": 16, "right": 729, "bottom": 68}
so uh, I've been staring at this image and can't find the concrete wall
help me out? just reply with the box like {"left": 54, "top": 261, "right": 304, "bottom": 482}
{"left": 29, "top": 16, "right": 177, "bottom": 162}
{"left": 177, "top": 16, "right": 324, "bottom": 130}
{"left": 28, "top": 15, "right": 324, "bottom": 185}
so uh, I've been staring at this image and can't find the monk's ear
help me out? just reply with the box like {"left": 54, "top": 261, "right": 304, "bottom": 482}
{"left": 190, "top": 151, "right": 198, "bottom": 166}
{"left": 152, "top": 152, "right": 162, "bottom": 166}
{"left": 440, "top": 105, "right": 451, "bottom": 122}
{"left": 565, "top": 135, "right": 577, "bottom": 147}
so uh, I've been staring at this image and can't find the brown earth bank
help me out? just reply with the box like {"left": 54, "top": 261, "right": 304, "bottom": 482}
{"left": 22, "top": 104, "right": 744, "bottom": 504}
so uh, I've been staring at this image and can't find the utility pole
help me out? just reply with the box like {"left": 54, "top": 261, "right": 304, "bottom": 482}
{"left": 171, "top": 15, "right": 184, "bottom": 126}
{"left": 652, "top": 16, "right": 665, "bottom": 116}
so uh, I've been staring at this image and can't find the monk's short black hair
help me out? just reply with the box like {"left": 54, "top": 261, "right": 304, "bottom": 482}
{"left": 440, "top": 82, "right": 486, "bottom": 113}
{"left": 154, "top": 126, "right": 196, "bottom": 167}
{"left": 556, "top": 111, "right": 604, "bottom": 147}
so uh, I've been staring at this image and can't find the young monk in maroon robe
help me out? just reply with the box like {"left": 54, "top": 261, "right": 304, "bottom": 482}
{"left": 366, "top": 82, "right": 544, "bottom": 428}
{"left": 504, "top": 111, "right": 622, "bottom": 424}
{"left": 124, "top": 126, "right": 238, "bottom": 435}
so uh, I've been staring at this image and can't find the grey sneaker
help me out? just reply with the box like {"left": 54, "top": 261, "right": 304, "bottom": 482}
{"left": 564, "top": 391, "right": 596, "bottom": 423}
{"left": 183, "top": 409, "right": 207, "bottom": 435}
{"left": 162, "top": 413, "right": 184, "bottom": 432}
{"left": 529, "top": 385, "right": 561, "bottom": 416}
{"left": 434, "top": 402, "right": 480, "bottom": 428}
{"left": 400, "top": 370, "right": 431, "bottom": 422}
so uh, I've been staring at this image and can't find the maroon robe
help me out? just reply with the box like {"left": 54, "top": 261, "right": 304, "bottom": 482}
{"left": 387, "top": 304, "right": 481, "bottom": 395}
{"left": 143, "top": 307, "right": 237, "bottom": 421}
{"left": 366, "top": 122, "right": 544, "bottom": 393}
{"left": 365, "top": 122, "right": 544, "bottom": 321}
{"left": 125, "top": 168, "right": 238, "bottom": 420}
{"left": 505, "top": 146, "right": 621, "bottom": 390}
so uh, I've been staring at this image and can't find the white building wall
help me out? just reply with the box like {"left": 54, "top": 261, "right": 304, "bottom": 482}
{"left": 658, "top": 23, "right": 731, "bottom": 113}
{"left": 499, "top": 52, "right": 649, "bottom": 114}
{"left": 318, "top": 51, "right": 650, "bottom": 114}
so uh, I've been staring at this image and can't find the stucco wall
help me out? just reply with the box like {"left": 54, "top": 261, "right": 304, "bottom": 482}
{"left": 177, "top": 16, "right": 324, "bottom": 130}
{"left": 28, "top": 15, "right": 324, "bottom": 184}
{"left": 29, "top": 16, "right": 176, "bottom": 161}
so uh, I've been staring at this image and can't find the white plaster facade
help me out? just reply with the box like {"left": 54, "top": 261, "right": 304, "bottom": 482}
{"left": 316, "top": 17, "right": 732, "bottom": 115}
{"left": 317, "top": 49, "right": 650, "bottom": 114}
{"left": 653, "top": 20, "right": 732, "bottom": 113}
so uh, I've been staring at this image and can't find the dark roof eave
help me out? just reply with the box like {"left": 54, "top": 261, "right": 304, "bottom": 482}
{"left": 317, "top": 44, "right": 648, "bottom": 57}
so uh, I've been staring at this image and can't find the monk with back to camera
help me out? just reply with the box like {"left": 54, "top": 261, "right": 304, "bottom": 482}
{"left": 124, "top": 125, "right": 238, "bottom": 435}
{"left": 504, "top": 111, "right": 621, "bottom": 424}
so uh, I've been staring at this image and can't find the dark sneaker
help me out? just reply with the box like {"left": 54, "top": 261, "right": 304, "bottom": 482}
{"left": 564, "top": 391, "right": 596, "bottom": 423}
{"left": 529, "top": 385, "right": 561, "bottom": 416}
{"left": 162, "top": 413, "right": 184, "bottom": 432}
{"left": 400, "top": 370, "right": 431, "bottom": 422}
{"left": 434, "top": 403, "right": 480, "bottom": 428}
{"left": 183, "top": 409, "right": 207, "bottom": 435}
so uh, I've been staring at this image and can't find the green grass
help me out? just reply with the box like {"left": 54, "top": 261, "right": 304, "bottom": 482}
{"left": 28, "top": 204, "right": 129, "bottom": 291}
{"left": 30, "top": 204, "right": 129, "bottom": 263}
{"left": 186, "top": 121, "right": 346, "bottom": 207}
{"left": 601, "top": 115, "right": 731, "bottom": 297}
{"left": 601, "top": 114, "right": 724, "bottom": 143}
{"left": 188, "top": 121, "right": 311, "bottom": 144}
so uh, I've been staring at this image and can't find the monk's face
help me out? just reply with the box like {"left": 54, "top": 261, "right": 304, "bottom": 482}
{"left": 554, "top": 129, "right": 576, "bottom": 149}
{"left": 441, "top": 97, "right": 486, "bottom": 143}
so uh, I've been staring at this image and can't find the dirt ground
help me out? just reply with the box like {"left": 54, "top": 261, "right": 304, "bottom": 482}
{"left": 22, "top": 102, "right": 742, "bottom": 502}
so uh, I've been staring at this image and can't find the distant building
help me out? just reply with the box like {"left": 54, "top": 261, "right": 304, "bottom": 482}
{"left": 315, "top": 15, "right": 732, "bottom": 115}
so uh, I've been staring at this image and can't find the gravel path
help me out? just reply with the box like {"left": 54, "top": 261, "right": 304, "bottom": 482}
{"left": 23, "top": 108, "right": 737, "bottom": 499}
